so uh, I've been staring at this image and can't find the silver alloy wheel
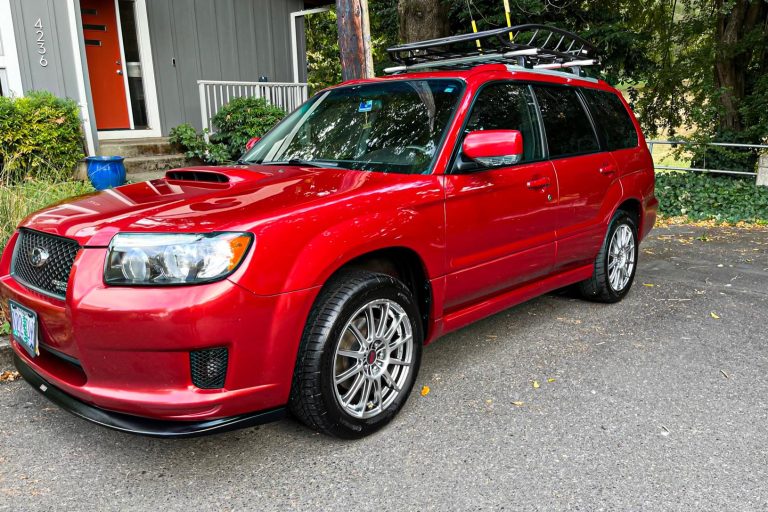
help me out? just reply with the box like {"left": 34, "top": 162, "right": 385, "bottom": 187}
{"left": 607, "top": 224, "right": 636, "bottom": 292}
{"left": 332, "top": 299, "right": 414, "bottom": 419}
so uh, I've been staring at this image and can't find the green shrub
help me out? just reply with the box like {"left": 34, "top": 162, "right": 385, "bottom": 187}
{"left": 170, "top": 97, "right": 286, "bottom": 164}
{"left": 0, "top": 179, "right": 93, "bottom": 246}
{"left": 0, "top": 91, "right": 85, "bottom": 183}
{"left": 656, "top": 171, "right": 768, "bottom": 223}
{"left": 212, "top": 97, "right": 286, "bottom": 160}
{"left": 169, "top": 124, "right": 229, "bottom": 164}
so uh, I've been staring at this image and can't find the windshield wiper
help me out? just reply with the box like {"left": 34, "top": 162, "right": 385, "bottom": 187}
{"left": 259, "top": 159, "right": 339, "bottom": 168}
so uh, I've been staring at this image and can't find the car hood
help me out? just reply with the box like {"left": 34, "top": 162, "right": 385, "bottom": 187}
{"left": 18, "top": 165, "right": 409, "bottom": 246}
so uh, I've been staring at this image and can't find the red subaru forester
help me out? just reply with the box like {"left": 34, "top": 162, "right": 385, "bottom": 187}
{"left": 1, "top": 26, "right": 656, "bottom": 438}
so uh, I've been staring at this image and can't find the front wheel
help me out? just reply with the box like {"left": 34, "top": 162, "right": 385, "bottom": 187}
{"left": 579, "top": 210, "right": 639, "bottom": 303}
{"left": 290, "top": 270, "right": 423, "bottom": 438}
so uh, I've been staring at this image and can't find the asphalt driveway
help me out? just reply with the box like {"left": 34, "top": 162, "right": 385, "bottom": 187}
{"left": 1, "top": 224, "right": 767, "bottom": 511}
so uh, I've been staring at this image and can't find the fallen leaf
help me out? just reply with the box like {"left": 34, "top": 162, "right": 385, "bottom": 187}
{"left": 720, "top": 369, "right": 730, "bottom": 379}
{"left": 547, "top": 378, "right": 556, "bottom": 383}
{"left": 512, "top": 401, "right": 525, "bottom": 407}
{"left": 0, "top": 370, "right": 20, "bottom": 382}
{"left": 643, "top": 283, "right": 655, "bottom": 287}
{"left": 420, "top": 385, "right": 430, "bottom": 397}
{"left": 710, "top": 311, "right": 720, "bottom": 319}
{"left": 485, "top": 399, "right": 493, "bottom": 405}
{"left": 532, "top": 380, "right": 540, "bottom": 389}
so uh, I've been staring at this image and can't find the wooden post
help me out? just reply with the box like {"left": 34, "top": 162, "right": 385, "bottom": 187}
{"left": 757, "top": 155, "right": 768, "bottom": 187}
{"left": 336, "top": 0, "right": 374, "bottom": 81}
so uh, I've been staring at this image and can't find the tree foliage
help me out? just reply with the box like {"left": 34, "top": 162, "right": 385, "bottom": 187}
{"left": 309, "top": 0, "right": 768, "bottom": 149}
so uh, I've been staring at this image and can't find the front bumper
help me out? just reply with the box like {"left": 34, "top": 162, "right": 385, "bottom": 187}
{"left": 15, "top": 353, "right": 286, "bottom": 438}
{"left": 1, "top": 234, "right": 320, "bottom": 427}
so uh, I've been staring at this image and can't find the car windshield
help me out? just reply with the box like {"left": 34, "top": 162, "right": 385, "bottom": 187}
{"left": 240, "top": 79, "right": 464, "bottom": 174}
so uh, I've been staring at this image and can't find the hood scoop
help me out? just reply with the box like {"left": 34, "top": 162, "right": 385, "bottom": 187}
{"left": 165, "top": 170, "right": 230, "bottom": 183}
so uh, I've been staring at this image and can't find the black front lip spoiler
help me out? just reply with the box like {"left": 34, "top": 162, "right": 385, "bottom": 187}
{"left": 14, "top": 353, "right": 286, "bottom": 438}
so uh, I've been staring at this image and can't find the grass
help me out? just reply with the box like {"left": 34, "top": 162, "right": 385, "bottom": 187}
{"left": 0, "top": 179, "right": 93, "bottom": 248}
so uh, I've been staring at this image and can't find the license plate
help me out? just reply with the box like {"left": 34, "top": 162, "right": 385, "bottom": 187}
{"left": 9, "top": 300, "right": 38, "bottom": 358}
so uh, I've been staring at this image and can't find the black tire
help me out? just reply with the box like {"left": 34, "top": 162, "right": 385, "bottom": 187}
{"left": 579, "top": 210, "right": 639, "bottom": 303}
{"left": 289, "top": 269, "right": 423, "bottom": 439}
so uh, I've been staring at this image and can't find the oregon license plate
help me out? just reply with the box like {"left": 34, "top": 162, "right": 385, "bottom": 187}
{"left": 9, "top": 300, "right": 38, "bottom": 358}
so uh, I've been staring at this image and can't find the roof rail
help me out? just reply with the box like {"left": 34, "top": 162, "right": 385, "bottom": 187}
{"left": 385, "top": 24, "right": 599, "bottom": 77}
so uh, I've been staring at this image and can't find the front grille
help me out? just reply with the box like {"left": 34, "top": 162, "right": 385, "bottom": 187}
{"left": 11, "top": 229, "right": 80, "bottom": 299}
{"left": 190, "top": 348, "right": 228, "bottom": 389}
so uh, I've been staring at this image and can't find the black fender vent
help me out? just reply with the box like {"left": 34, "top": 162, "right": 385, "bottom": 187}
{"left": 166, "top": 170, "right": 229, "bottom": 183}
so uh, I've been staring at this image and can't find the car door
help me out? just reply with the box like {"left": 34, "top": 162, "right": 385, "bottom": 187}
{"left": 532, "top": 85, "right": 615, "bottom": 271}
{"left": 443, "top": 82, "right": 558, "bottom": 312}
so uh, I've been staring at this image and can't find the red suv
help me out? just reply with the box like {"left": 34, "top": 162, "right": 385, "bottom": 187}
{"left": 1, "top": 27, "right": 656, "bottom": 438}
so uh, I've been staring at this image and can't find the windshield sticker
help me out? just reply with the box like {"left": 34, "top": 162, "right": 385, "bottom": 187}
{"left": 444, "top": 86, "right": 456, "bottom": 93}
{"left": 358, "top": 100, "right": 374, "bottom": 113}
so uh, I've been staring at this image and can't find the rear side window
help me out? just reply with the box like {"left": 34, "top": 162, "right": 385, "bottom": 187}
{"left": 465, "top": 82, "right": 544, "bottom": 163}
{"left": 533, "top": 86, "right": 599, "bottom": 158}
{"left": 582, "top": 89, "right": 639, "bottom": 150}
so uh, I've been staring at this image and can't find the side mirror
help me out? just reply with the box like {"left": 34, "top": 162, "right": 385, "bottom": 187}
{"left": 462, "top": 130, "right": 523, "bottom": 168}
{"left": 245, "top": 137, "right": 261, "bottom": 151}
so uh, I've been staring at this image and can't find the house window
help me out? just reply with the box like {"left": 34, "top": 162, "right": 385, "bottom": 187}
{"left": 0, "top": 69, "right": 8, "bottom": 97}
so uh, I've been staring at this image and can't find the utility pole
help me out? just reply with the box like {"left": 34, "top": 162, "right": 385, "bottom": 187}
{"left": 336, "top": 0, "right": 374, "bottom": 80}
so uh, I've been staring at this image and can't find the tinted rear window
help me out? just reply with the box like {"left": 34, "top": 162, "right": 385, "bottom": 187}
{"left": 534, "top": 86, "right": 599, "bottom": 158}
{"left": 582, "top": 89, "right": 639, "bottom": 150}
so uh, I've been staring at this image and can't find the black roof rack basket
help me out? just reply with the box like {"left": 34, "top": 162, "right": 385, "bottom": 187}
{"left": 385, "top": 24, "right": 599, "bottom": 75}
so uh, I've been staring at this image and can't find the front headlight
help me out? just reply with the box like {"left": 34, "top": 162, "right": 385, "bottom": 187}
{"left": 104, "top": 232, "right": 253, "bottom": 286}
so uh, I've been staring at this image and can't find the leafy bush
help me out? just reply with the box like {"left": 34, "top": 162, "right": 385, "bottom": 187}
{"left": 170, "top": 97, "right": 285, "bottom": 165}
{"left": 0, "top": 179, "right": 93, "bottom": 246}
{"left": 656, "top": 171, "right": 768, "bottom": 223}
{"left": 0, "top": 91, "right": 85, "bottom": 183}
{"left": 169, "top": 124, "right": 229, "bottom": 164}
{"left": 212, "top": 97, "right": 286, "bottom": 159}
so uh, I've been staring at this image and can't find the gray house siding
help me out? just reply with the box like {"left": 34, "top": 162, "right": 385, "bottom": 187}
{"left": 10, "top": 0, "right": 78, "bottom": 99}
{"left": 146, "top": 0, "right": 305, "bottom": 133}
{"left": 9, "top": 0, "right": 97, "bottom": 153}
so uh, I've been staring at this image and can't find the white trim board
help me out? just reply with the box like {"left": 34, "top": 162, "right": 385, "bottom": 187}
{"left": 291, "top": 6, "right": 330, "bottom": 83}
{"left": 66, "top": 0, "right": 97, "bottom": 156}
{"left": 113, "top": 0, "right": 135, "bottom": 130}
{"left": 0, "top": 0, "right": 25, "bottom": 96}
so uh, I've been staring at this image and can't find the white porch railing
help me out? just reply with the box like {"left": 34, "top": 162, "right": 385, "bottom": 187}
{"left": 198, "top": 80, "right": 309, "bottom": 141}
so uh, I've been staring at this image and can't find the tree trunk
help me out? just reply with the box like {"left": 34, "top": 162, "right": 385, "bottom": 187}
{"left": 397, "top": 0, "right": 450, "bottom": 43}
{"left": 713, "top": 0, "right": 767, "bottom": 133}
{"left": 336, "top": 0, "right": 374, "bottom": 81}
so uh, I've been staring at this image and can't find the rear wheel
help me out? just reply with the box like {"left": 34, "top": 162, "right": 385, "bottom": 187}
{"left": 290, "top": 270, "right": 423, "bottom": 438}
{"left": 579, "top": 210, "right": 638, "bottom": 303}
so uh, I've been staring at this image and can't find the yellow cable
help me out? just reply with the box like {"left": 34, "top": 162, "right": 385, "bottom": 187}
{"left": 503, "top": 0, "right": 513, "bottom": 41}
{"left": 471, "top": 19, "right": 482, "bottom": 50}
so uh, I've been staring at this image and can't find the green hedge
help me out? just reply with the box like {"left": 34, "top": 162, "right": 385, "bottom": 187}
{"left": 0, "top": 91, "right": 85, "bottom": 183}
{"left": 170, "top": 97, "right": 285, "bottom": 164}
{"left": 656, "top": 171, "right": 768, "bottom": 223}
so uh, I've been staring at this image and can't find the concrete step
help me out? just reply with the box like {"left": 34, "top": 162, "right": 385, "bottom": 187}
{"left": 99, "top": 137, "right": 180, "bottom": 158}
{"left": 124, "top": 154, "right": 189, "bottom": 176}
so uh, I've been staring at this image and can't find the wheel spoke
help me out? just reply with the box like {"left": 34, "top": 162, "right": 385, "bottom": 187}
{"left": 358, "top": 378, "right": 373, "bottom": 411}
{"left": 348, "top": 323, "right": 367, "bottom": 347}
{"left": 364, "top": 306, "right": 376, "bottom": 341}
{"left": 389, "top": 357, "right": 411, "bottom": 367}
{"left": 375, "top": 302, "right": 390, "bottom": 338}
{"left": 342, "top": 374, "right": 364, "bottom": 406}
{"left": 373, "top": 377, "right": 383, "bottom": 409}
{"left": 335, "top": 363, "right": 363, "bottom": 385}
{"left": 382, "top": 369, "right": 401, "bottom": 392}
{"left": 382, "top": 312, "right": 404, "bottom": 342}
{"left": 337, "top": 349, "right": 364, "bottom": 360}
{"left": 388, "top": 333, "right": 412, "bottom": 353}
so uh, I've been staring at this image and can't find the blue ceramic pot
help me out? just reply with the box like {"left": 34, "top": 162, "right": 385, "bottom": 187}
{"left": 85, "top": 156, "right": 126, "bottom": 190}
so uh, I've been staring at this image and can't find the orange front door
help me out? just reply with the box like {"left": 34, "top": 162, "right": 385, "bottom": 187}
{"left": 81, "top": 0, "right": 131, "bottom": 130}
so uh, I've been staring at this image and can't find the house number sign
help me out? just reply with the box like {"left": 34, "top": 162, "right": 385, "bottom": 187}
{"left": 34, "top": 18, "right": 48, "bottom": 67}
